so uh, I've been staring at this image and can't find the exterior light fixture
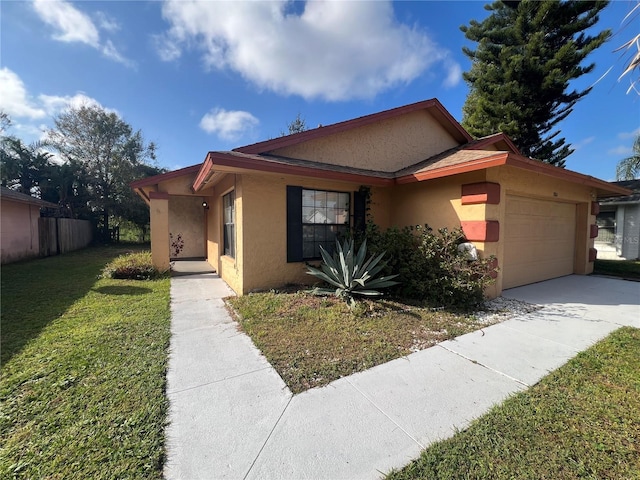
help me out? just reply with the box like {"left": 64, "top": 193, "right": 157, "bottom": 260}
{"left": 202, "top": 201, "right": 209, "bottom": 209}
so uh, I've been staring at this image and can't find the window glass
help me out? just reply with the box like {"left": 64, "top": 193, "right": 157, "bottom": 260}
{"left": 301, "top": 189, "right": 349, "bottom": 259}
{"left": 223, "top": 191, "right": 235, "bottom": 258}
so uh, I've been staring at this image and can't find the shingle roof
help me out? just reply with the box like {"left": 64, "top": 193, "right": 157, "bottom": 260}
{"left": 599, "top": 179, "right": 640, "bottom": 204}
{"left": 128, "top": 99, "right": 632, "bottom": 200}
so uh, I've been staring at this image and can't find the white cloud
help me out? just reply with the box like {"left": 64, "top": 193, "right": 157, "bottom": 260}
{"left": 153, "top": 34, "right": 182, "bottom": 62}
{"left": 0, "top": 67, "right": 47, "bottom": 119}
{"left": 442, "top": 60, "right": 462, "bottom": 88}
{"left": 32, "top": 0, "right": 133, "bottom": 67}
{"left": 573, "top": 136, "right": 595, "bottom": 151}
{"left": 0, "top": 68, "right": 115, "bottom": 147}
{"left": 608, "top": 145, "right": 633, "bottom": 156}
{"left": 157, "top": 0, "right": 453, "bottom": 101}
{"left": 101, "top": 40, "right": 134, "bottom": 67}
{"left": 39, "top": 93, "right": 112, "bottom": 116}
{"left": 95, "top": 11, "right": 120, "bottom": 33}
{"left": 32, "top": 0, "right": 100, "bottom": 47}
{"left": 199, "top": 108, "right": 259, "bottom": 141}
{"left": 618, "top": 128, "right": 640, "bottom": 139}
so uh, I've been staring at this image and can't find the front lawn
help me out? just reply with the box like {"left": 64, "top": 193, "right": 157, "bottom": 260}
{"left": 0, "top": 246, "right": 171, "bottom": 479}
{"left": 227, "top": 291, "right": 512, "bottom": 394}
{"left": 593, "top": 259, "right": 640, "bottom": 280}
{"left": 387, "top": 326, "right": 640, "bottom": 479}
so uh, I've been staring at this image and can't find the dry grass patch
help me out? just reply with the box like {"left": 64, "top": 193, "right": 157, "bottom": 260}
{"left": 227, "top": 290, "right": 500, "bottom": 394}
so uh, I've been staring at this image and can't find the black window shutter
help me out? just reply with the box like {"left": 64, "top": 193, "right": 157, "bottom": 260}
{"left": 353, "top": 190, "right": 366, "bottom": 235}
{"left": 286, "top": 186, "right": 303, "bottom": 262}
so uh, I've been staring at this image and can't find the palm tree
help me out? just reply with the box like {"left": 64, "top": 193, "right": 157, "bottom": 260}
{"left": 615, "top": 2, "right": 640, "bottom": 95}
{"left": 616, "top": 134, "right": 640, "bottom": 180}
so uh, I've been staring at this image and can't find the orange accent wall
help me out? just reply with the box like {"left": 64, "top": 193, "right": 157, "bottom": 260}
{"left": 460, "top": 220, "right": 500, "bottom": 242}
{"left": 461, "top": 182, "right": 501, "bottom": 205}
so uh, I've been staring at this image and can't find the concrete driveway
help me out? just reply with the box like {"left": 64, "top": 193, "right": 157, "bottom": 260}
{"left": 164, "top": 274, "right": 639, "bottom": 480}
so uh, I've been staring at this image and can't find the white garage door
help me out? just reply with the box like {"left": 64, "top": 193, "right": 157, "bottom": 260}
{"left": 503, "top": 196, "right": 576, "bottom": 289}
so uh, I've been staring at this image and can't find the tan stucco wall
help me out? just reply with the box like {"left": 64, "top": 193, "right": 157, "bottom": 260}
{"left": 143, "top": 162, "right": 597, "bottom": 298}
{"left": 169, "top": 196, "right": 206, "bottom": 258}
{"left": 386, "top": 166, "right": 595, "bottom": 296}
{"left": 235, "top": 173, "right": 391, "bottom": 294}
{"left": 204, "top": 193, "right": 219, "bottom": 272}
{"left": 206, "top": 174, "right": 244, "bottom": 295}
{"left": 270, "top": 110, "right": 461, "bottom": 173}
{"left": 1, "top": 200, "right": 41, "bottom": 264}
{"left": 158, "top": 174, "right": 198, "bottom": 195}
{"left": 390, "top": 171, "right": 489, "bottom": 230}
{"left": 150, "top": 196, "right": 170, "bottom": 271}
{"left": 388, "top": 171, "right": 501, "bottom": 297}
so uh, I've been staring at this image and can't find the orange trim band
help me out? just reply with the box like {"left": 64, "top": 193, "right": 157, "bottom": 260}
{"left": 461, "top": 182, "right": 501, "bottom": 205}
{"left": 193, "top": 152, "right": 394, "bottom": 192}
{"left": 461, "top": 220, "right": 500, "bottom": 242}
{"left": 396, "top": 155, "right": 509, "bottom": 184}
{"left": 130, "top": 164, "right": 200, "bottom": 188}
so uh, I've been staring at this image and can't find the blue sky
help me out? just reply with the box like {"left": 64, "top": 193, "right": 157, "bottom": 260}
{"left": 1, "top": 0, "right": 638, "bottom": 181}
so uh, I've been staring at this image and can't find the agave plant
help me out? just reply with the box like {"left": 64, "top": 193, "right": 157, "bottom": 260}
{"left": 307, "top": 238, "right": 399, "bottom": 307}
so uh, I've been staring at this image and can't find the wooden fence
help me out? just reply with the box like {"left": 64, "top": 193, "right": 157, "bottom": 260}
{"left": 39, "top": 218, "right": 93, "bottom": 257}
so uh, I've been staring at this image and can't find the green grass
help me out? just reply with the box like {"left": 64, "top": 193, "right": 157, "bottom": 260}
{"left": 593, "top": 259, "right": 640, "bottom": 280}
{"left": 227, "top": 291, "right": 499, "bottom": 394}
{"left": 387, "top": 327, "right": 640, "bottom": 480}
{"left": 0, "top": 246, "right": 171, "bottom": 479}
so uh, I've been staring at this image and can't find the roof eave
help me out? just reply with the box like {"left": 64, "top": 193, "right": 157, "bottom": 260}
{"left": 503, "top": 155, "right": 633, "bottom": 197}
{"left": 193, "top": 152, "right": 394, "bottom": 191}
{"left": 396, "top": 153, "right": 509, "bottom": 184}
{"left": 463, "top": 133, "right": 522, "bottom": 155}
{"left": 129, "top": 164, "right": 201, "bottom": 189}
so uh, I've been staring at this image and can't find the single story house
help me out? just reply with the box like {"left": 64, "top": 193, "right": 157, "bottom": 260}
{"left": 131, "top": 99, "right": 630, "bottom": 297}
{"left": 1, "top": 186, "right": 57, "bottom": 264}
{"left": 596, "top": 179, "right": 640, "bottom": 260}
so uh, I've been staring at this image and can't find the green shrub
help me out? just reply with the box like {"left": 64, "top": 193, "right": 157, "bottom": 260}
{"left": 101, "top": 251, "right": 166, "bottom": 280}
{"left": 364, "top": 224, "right": 497, "bottom": 310}
{"left": 307, "top": 238, "right": 399, "bottom": 308}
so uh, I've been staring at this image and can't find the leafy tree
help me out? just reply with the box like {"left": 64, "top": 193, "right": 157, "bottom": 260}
{"left": 616, "top": 133, "right": 640, "bottom": 180}
{"left": 461, "top": 0, "right": 611, "bottom": 167}
{"left": 47, "top": 105, "right": 159, "bottom": 234}
{"left": 39, "top": 159, "right": 93, "bottom": 218}
{"left": 0, "top": 110, "right": 11, "bottom": 133}
{"left": 0, "top": 136, "right": 52, "bottom": 194}
{"left": 280, "top": 113, "right": 308, "bottom": 136}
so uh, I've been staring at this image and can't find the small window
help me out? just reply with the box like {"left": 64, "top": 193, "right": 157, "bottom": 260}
{"left": 223, "top": 191, "right": 235, "bottom": 258}
{"left": 301, "top": 189, "right": 350, "bottom": 259}
{"left": 287, "top": 186, "right": 364, "bottom": 262}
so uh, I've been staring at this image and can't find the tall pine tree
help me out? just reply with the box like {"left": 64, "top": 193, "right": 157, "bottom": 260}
{"left": 461, "top": 0, "right": 610, "bottom": 167}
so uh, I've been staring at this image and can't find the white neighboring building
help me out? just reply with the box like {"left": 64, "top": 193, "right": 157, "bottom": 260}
{"left": 597, "top": 180, "right": 640, "bottom": 260}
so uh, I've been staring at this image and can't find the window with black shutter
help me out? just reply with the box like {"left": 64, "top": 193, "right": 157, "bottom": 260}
{"left": 286, "top": 186, "right": 351, "bottom": 262}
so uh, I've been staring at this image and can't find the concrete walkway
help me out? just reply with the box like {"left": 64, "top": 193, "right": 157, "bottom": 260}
{"left": 164, "top": 274, "right": 639, "bottom": 480}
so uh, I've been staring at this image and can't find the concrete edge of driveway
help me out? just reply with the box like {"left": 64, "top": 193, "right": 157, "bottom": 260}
{"left": 165, "top": 273, "right": 640, "bottom": 480}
